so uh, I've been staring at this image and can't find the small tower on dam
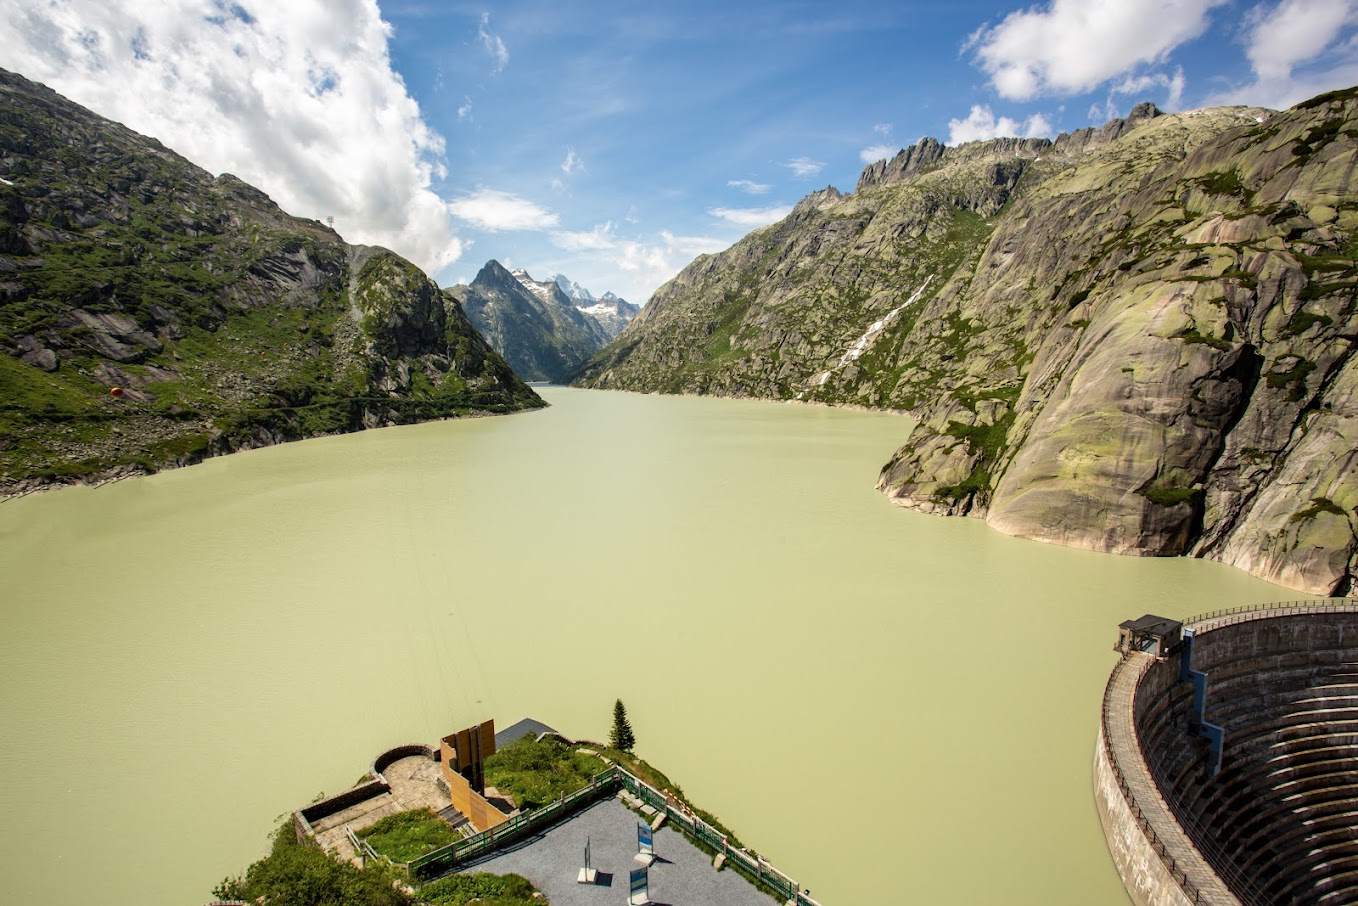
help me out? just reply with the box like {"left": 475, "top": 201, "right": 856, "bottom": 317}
{"left": 1115, "top": 615, "right": 1182, "bottom": 657}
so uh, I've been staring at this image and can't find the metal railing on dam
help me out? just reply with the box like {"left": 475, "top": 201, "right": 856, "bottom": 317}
{"left": 1182, "top": 598, "right": 1358, "bottom": 631}
{"left": 1100, "top": 654, "right": 1214, "bottom": 904}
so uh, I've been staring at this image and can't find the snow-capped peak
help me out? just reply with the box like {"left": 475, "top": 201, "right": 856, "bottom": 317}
{"left": 509, "top": 268, "right": 560, "bottom": 305}
{"left": 552, "top": 273, "right": 595, "bottom": 304}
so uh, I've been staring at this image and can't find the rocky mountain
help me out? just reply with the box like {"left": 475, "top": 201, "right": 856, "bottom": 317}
{"left": 552, "top": 273, "right": 594, "bottom": 305}
{"left": 0, "top": 68, "right": 542, "bottom": 494}
{"left": 572, "top": 93, "right": 1358, "bottom": 597}
{"left": 538, "top": 272, "right": 639, "bottom": 339}
{"left": 450, "top": 261, "right": 610, "bottom": 382}
{"left": 579, "top": 292, "right": 641, "bottom": 340}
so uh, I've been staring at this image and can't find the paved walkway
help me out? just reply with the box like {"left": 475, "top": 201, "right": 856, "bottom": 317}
{"left": 311, "top": 756, "right": 457, "bottom": 863}
{"left": 1104, "top": 653, "right": 1239, "bottom": 904}
{"left": 458, "top": 797, "right": 776, "bottom": 906}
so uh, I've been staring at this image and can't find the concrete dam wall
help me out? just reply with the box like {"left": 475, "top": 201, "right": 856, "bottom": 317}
{"left": 1097, "top": 604, "right": 1358, "bottom": 905}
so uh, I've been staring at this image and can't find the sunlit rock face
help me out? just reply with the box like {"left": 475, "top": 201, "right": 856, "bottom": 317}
{"left": 574, "top": 92, "right": 1358, "bottom": 595}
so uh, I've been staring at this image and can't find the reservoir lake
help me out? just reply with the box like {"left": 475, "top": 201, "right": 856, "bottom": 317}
{"left": 0, "top": 386, "right": 1301, "bottom": 905}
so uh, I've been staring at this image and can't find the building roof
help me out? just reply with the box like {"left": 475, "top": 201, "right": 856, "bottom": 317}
{"left": 495, "top": 717, "right": 558, "bottom": 749}
{"left": 1119, "top": 614, "right": 1183, "bottom": 635}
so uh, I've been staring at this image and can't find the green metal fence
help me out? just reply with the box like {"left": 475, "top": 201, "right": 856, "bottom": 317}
{"left": 614, "top": 766, "right": 820, "bottom": 906}
{"left": 409, "top": 767, "right": 621, "bottom": 877}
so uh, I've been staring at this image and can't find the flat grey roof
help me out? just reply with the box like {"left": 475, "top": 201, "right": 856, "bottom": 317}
{"left": 495, "top": 718, "right": 559, "bottom": 749}
{"left": 1119, "top": 614, "right": 1182, "bottom": 634}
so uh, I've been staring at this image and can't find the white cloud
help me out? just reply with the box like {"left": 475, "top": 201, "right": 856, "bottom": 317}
{"left": 457, "top": 96, "right": 473, "bottom": 119}
{"left": 1247, "top": 0, "right": 1357, "bottom": 80}
{"left": 547, "top": 224, "right": 732, "bottom": 302}
{"left": 708, "top": 205, "right": 793, "bottom": 227}
{"left": 860, "top": 144, "right": 897, "bottom": 163}
{"left": 551, "top": 221, "right": 618, "bottom": 251}
{"left": 1209, "top": 0, "right": 1358, "bottom": 108}
{"left": 449, "top": 188, "right": 558, "bottom": 231}
{"left": 728, "top": 179, "right": 771, "bottom": 194}
{"left": 1110, "top": 67, "right": 1186, "bottom": 109}
{"left": 970, "top": 0, "right": 1226, "bottom": 100}
{"left": 561, "top": 148, "right": 583, "bottom": 174}
{"left": 947, "top": 105, "right": 1054, "bottom": 144}
{"left": 783, "top": 156, "right": 826, "bottom": 177}
{"left": 873, "top": 122, "right": 893, "bottom": 136}
{"left": 0, "top": 0, "right": 466, "bottom": 273}
{"left": 478, "top": 11, "right": 508, "bottom": 73}
{"left": 1025, "top": 112, "right": 1054, "bottom": 137}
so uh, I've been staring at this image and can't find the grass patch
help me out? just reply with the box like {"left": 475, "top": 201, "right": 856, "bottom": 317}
{"left": 417, "top": 872, "right": 539, "bottom": 906}
{"left": 357, "top": 809, "right": 458, "bottom": 864}
{"left": 1266, "top": 357, "right": 1317, "bottom": 401}
{"left": 1290, "top": 497, "right": 1350, "bottom": 523}
{"left": 1138, "top": 485, "right": 1202, "bottom": 507}
{"left": 930, "top": 408, "right": 1016, "bottom": 507}
{"left": 483, "top": 735, "right": 603, "bottom": 810}
{"left": 1286, "top": 309, "right": 1334, "bottom": 335}
{"left": 1174, "top": 327, "right": 1232, "bottom": 351}
{"left": 1196, "top": 169, "right": 1247, "bottom": 198}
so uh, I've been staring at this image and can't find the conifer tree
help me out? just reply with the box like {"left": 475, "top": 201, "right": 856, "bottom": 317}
{"left": 610, "top": 698, "right": 636, "bottom": 753}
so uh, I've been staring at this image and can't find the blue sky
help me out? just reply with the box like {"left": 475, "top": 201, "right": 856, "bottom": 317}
{"left": 3, "top": 0, "right": 1358, "bottom": 302}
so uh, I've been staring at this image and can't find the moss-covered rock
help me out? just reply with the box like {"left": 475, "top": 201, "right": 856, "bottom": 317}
{"left": 0, "top": 68, "right": 542, "bottom": 493}
{"left": 573, "top": 93, "right": 1358, "bottom": 596}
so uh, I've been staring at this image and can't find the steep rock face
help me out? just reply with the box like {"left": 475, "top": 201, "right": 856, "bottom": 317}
{"left": 574, "top": 92, "right": 1358, "bottom": 595}
{"left": 453, "top": 261, "right": 610, "bottom": 382}
{"left": 0, "top": 68, "right": 540, "bottom": 493}
{"left": 579, "top": 292, "right": 640, "bottom": 340}
{"left": 568, "top": 137, "right": 1045, "bottom": 398}
{"left": 879, "top": 96, "right": 1357, "bottom": 597}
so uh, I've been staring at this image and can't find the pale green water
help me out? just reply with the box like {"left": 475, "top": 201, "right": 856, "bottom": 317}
{"left": 0, "top": 387, "right": 1299, "bottom": 905}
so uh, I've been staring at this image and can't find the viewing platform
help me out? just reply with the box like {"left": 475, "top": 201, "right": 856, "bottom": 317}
{"left": 291, "top": 718, "right": 822, "bottom": 906}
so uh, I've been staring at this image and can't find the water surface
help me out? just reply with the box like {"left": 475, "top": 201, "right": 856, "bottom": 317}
{"left": 0, "top": 387, "right": 1298, "bottom": 904}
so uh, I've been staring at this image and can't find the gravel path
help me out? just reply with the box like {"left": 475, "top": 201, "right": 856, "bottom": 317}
{"left": 457, "top": 797, "right": 776, "bottom": 906}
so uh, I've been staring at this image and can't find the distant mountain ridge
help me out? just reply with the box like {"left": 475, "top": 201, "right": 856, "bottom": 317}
{"left": 540, "top": 270, "right": 640, "bottom": 339}
{"left": 572, "top": 92, "right": 1358, "bottom": 597}
{"left": 451, "top": 261, "right": 611, "bottom": 382}
{"left": 451, "top": 264, "right": 638, "bottom": 381}
{"left": 0, "top": 67, "right": 541, "bottom": 494}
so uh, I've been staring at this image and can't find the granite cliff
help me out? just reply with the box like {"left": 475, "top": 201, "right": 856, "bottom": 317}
{"left": 0, "top": 69, "right": 541, "bottom": 494}
{"left": 573, "top": 94, "right": 1358, "bottom": 596}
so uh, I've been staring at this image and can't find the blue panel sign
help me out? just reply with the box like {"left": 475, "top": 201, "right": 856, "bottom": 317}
{"left": 630, "top": 866, "right": 648, "bottom": 895}
{"left": 637, "top": 823, "right": 653, "bottom": 852}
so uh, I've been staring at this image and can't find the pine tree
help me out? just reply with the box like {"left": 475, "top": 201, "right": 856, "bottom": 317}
{"left": 610, "top": 698, "right": 636, "bottom": 753}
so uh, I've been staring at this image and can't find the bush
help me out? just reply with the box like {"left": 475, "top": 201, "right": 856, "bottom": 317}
{"left": 357, "top": 808, "right": 458, "bottom": 863}
{"left": 213, "top": 821, "right": 410, "bottom": 906}
{"left": 417, "top": 872, "right": 538, "bottom": 905}
{"left": 483, "top": 735, "right": 602, "bottom": 809}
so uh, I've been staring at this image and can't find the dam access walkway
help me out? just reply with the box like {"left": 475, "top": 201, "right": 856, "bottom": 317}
{"left": 309, "top": 755, "right": 466, "bottom": 863}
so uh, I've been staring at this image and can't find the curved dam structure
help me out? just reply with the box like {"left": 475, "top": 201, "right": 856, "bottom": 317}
{"left": 1096, "top": 602, "right": 1358, "bottom": 906}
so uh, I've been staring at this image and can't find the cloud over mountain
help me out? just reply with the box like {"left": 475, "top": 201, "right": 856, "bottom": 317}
{"left": 969, "top": 0, "right": 1224, "bottom": 100}
{"left": 0, "top": 0, "right": 467, "bottom": 274}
